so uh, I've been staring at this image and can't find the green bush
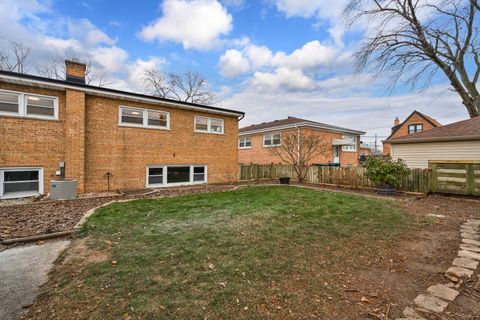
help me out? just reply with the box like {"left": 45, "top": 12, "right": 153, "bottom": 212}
{"left": 363, "top": 156, "right": 410, "bottom": 188}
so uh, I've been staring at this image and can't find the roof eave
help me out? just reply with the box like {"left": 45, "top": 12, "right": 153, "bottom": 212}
{"left": 387, "top": 135, "right": 480, "bottom": 144}
{"left": 239, "top": 122, "right": 365, "bottom": 136}
{"left": 0, "top": 72, "right": 245, "bottom": 117}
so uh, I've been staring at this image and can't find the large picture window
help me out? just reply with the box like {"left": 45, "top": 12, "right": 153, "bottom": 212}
{"left": 0, "top": 90, "right": 58, "bottom": 120}
{"left": 0, "top": 168, "right": 43, "bottom": 199}
{"left": 194, "top": 116, "right": 224, "bottom": 134}
{"left": 119, "top": 106, "right": 170, "bottom": 129}
{"left": 147, "top": 165, "right": 207, "bottom": 187}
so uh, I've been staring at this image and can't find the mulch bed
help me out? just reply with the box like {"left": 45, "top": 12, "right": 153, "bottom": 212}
{"left": 0, "top": 185, "right": 236, "bottom": 240}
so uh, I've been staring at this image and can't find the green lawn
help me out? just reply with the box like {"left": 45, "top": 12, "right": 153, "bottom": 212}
{"left": 35, "top": 186, "right": 410, "bottom": 319}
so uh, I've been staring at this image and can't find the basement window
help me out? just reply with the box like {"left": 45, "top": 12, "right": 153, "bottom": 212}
{"left": 0, "top": 168, "right": 43, "bottom": 199}
{"left": 146, "top": 165, "right": 207, "bottom": 187}
{"left": 0, "top": 89, "right": 58, "bottom": 120}
{"left": 119, "top": 106, "right": 170, "bottom": 129}
{"left": 194, "top": 116, "right": 224, "bottom": 134}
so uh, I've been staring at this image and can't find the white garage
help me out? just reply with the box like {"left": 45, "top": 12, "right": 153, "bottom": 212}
{"left": 386, "top": 117, "right": 480, "bottom": 169}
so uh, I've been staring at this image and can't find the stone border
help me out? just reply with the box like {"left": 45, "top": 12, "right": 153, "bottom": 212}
{"left": 396, "top": 219, "right": 480, "bottom": 320}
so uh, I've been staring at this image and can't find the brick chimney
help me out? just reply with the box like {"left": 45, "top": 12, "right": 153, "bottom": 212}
{"left": 394, "top": 117, "right": 400, "bottom": 126}
{"left": 65, "top": 59, "right": 86, "bottom": 84}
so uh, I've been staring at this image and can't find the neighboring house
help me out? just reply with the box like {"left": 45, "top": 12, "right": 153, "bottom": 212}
{"left": 0, "top": 60, "right": 244, "bottom": 199}
{"left": 238, "top": 117, "right": 365, "bottom": 166}
{"left": 385, "top": 116, "right": 480, "bottom": 168}
{"left": 383, "top": 111, "right": 442, "bottom": 155}
{"left": 359, "top": 143, "right": 372, "bottom": 156}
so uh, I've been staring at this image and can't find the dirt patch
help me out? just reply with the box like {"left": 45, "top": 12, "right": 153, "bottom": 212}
{"left": 0, "top": 185, "right": 236, "bottom": 240}
{"left": 62, "top": 237, "right": 110, "bottom": 266}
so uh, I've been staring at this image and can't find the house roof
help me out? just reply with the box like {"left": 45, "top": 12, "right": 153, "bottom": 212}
{"left": 0, "top": 70, "right": 245, "bottom": 117}
{"left": 385, "top": 110, "right": 441, "bottom": 140}
{"left": 386, "top": 116, "right": 480, "bottom": 144}
{"left": 239, "top": 116, "right": 365, "bottom": 135}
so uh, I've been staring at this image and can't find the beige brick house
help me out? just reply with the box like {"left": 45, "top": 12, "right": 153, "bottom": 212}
{"left": 0, "top": 60, "right": 244, "bottom": 199}
{"left": 238, "top": 117, "right": 365, "bottom": 166}
{"left": 383, "top": 110, "right": 442, "bottom": 155}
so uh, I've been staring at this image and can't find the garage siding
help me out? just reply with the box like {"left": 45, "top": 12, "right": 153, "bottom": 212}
{"left": 391, "top": 140, "right": 480, "bottom": 168}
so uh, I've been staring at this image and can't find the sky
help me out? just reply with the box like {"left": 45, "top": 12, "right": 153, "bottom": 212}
{"left": 0, "top": 0, "right": 470, "bottom": 147}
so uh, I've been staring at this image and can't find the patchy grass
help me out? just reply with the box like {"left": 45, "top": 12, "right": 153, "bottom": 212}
{"left": 30, "top": 186, "right": 411, "bottom": 319}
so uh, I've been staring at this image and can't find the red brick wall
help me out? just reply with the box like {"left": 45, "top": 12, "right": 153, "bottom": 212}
{"left": 0, "top": 82, "right": 239, "bottom": 195}
{"left": 383, "top": 113, "right": 437, "bottom": 155}
{"left": 0, "top": 83, "right": 66, "bottom": 194}
{"left": 238, "top": 128, "right": 360, "bottom": 166}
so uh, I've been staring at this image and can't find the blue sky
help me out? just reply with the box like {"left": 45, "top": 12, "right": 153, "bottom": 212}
{"left": 0, "top": 0, "right": 469, "bottom": 147}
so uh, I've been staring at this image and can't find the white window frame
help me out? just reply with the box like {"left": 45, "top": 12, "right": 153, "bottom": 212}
{"left": 194, "top": 116, "right": 224, "bottom": 134}
{"left": 0, "top": 167, "right": 44, "bottom": 199}
{"left": 146, "top": 164, "right": 208, "bottom": 188}
{"left": 0, "top": 89, "right": 58, "bottom": 120}
{"left": 119, "top": 106, "right": 170, "bottom": 130}
{"left": 263, "top": 133, "right": 281, "bottom": 147}
{"left": 238, "top": 137, "right": 252, "bottom": 149}
{"left": 408, "top": 123, "right": 423, "bottom": 134}
{"left": 341, "top": 135, "right": 357, "bottom": 152}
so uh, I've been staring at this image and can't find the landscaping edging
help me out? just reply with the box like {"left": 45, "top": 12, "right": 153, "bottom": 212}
{"left": 396, "top": 219, "right": 480, "bottom": 319}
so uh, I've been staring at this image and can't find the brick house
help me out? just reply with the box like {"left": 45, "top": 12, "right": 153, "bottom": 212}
{"left": 238, "top": 117, "right": 365, "bottom": 166}
{"left": 383, "top": 110, "right": 441, "bottom": 155}
{"left": 0, "top": 60, "right": 244, "bottom": 199}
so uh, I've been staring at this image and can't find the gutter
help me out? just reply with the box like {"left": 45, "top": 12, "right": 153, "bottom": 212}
{"left": 239, "top": 122, "right": 365, "bottom": 136}
{"left": 0, "top": 73, "right": 244, "bottom": 118}
{"left": 387, "top": 135, "right": 480, "bottom": 144}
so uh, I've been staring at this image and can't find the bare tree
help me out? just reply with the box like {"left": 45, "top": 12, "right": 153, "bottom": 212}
{"left": 0, "top": 40, "right": 31, "bottom": 73}
{"left": 268, "top": 131, "right": 328, "bottom": 183}
{"left": 37, "top": 57, "right": 110, "bottom": 87}
{"left": 346, "top": 0, "right": 480, "bottom": 117}
{"left": 144, "top": 69, "right": 217, "bottom": 105}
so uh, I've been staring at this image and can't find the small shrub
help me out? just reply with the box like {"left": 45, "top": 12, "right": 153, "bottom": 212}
{"left": 363, "top": 156, "right": 410, "bottom": 188}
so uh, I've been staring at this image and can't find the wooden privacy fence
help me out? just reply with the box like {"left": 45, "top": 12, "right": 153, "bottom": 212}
{"left": 430, "top": 161, "right": 480, "bottom": 196}
{"left": 239, "top": 164, "right": 431, "bottom": 193}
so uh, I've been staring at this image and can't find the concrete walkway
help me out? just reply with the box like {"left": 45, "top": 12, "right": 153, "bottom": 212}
{"left": 0, "top": 239, "right": 70, "bottom": 320}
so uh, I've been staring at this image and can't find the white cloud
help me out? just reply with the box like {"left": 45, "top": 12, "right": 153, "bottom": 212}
{"left": 138, "top": 0, "right": 233, "bottom": 50}
{"left": 246, "top": 45, "right": 273, "bottom": 69}
{"left": 252, "top": 67, "right": 316, "bottom": 91}
{"left": 219, "top": 83, "right": 467, "bottom": 145}
{"left": 272, "top": 40, "right": 337, "bottom": 69}
{"left": 219, "top": 49, "right": 250, "bottom": 77}
{"left": 271, "top": 0, "right": 350, "bottom": 46}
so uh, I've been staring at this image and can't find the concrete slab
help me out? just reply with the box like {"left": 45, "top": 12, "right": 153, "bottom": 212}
{"left": 458, "top": 250, "right": 480, "bottom": 261}
{"left": 452, "top": 257, "right": 479, "bottom": 270}
{"left": 447, "top": 266, "right": 474, "bottom": 278}
{"left": 460, "top": 244, "right": 480, "bottom": 253}
{"left": 0, "top": 240, "right": 70, "bottom": 320}
{"left": 463, "top": 239, "right": 480, "bottom": 246}
{"left": 427, "top": 284, "right": 459, "bottom": 301}
{"left": 403, "top": 306, "right": 426, "bottom": 319}
{"left": 462, "top": 233, "right": 480, "bottom": 240}
{"left": 414, "top": 293, "right": 449, "bottom": 313}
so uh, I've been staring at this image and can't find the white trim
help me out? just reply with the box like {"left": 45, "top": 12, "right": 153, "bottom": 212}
{"left": 0, "top": 167, "right": 44, "bottom": 199}
{"left": 0, "top": 73, "right": 243, "bottom": 117}
{"left": 238, "top": 137, "right": 252, "bottom": 149}
{"left": 239, "top": 121, "right": 365, "bottom": 136}
{"left": 118, "top": 106, "right": 170, "bottom": 130}
{"left": 263, "top": 133, "right": 281, "bottom": 147}
{"left": 194, "top": 116, "right": 224, "bottom": 134}
{"left": 0, "top": 89, "right": 58, "bottom": 120}
{"left": 146, "top": 164, "right": 208, "bottom": 188}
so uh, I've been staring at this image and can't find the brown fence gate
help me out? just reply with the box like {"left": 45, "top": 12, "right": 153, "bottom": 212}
{"left": 430, "top": 161, "right": 480, "bottom": 196}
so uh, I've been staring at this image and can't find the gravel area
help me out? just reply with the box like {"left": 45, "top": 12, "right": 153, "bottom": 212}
{"left": 0, "top": 185, "right": 236, "bottom": 240}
